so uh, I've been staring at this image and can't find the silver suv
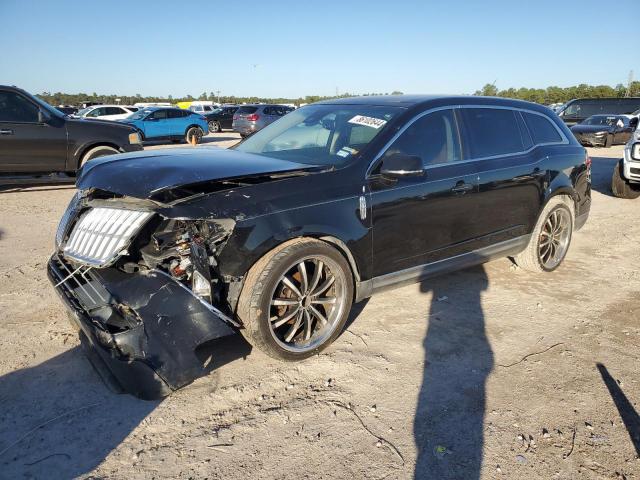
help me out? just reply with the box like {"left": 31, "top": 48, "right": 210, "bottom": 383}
{"left": 232, "top": 104, "right": 294, "bottom": 138}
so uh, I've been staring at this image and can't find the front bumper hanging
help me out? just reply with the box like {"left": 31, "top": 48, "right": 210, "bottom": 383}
{"left": 47, "top": 254, "right": 237, "bottom": 399}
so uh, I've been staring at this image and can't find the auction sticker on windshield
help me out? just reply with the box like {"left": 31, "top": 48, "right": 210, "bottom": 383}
{"left": 348, "top": 115, "right": 387, "bottom": 129}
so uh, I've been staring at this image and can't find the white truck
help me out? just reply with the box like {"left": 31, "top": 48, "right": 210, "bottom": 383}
{"left": 612, "top": 120, "right": 640, "bottom": 198}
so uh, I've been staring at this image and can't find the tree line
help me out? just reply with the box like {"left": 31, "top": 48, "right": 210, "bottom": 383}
{"left": 35, "top": 90, "right": 405, "bottom": 107}
{"left": 474, "top": 82, "right": 640, "bottom": 104}
{"left": 35, "top": 83, "right": 640, "bottom": 108}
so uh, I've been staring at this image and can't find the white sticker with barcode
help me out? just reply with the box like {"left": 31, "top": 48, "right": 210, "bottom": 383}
{"left": 348, "top": 115, "right": 387, "bottom": 129}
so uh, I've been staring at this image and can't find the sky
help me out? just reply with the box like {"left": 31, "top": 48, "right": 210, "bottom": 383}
{"left": 1, "top": 0, "right": 638, "bottom": 99}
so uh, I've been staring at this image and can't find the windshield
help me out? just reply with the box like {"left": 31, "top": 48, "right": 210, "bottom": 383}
{"left": 235, "top": 104, "right": 403, "bottom": 165}
{"left": 75, "top": 107, "right": 93, "bottom": 117}
{"left": 583, "top": 115, "right": 622, "bottom": 126}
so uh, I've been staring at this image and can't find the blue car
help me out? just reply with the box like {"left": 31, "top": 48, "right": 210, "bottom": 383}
{"left": 120, "top": 107, "right": 208, "bottom": 144}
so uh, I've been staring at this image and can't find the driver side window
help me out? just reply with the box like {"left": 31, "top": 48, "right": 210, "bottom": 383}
{"left": 381, "top": 109, "right": 461, "bottom": 167}
{"left": 0, "top": 91, "right": 39, "bottom": 122}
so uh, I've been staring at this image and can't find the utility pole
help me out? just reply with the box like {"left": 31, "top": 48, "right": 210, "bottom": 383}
{"left": 216, "top": 90, "right": 221, "bottom": 104}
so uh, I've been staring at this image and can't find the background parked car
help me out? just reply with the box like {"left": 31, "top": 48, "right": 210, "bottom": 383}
{"left": 73, "top": 104, "right": 139, "bottom": 121}
{"left": 557, "top": 97, "right": 640, "bottom": 126}
{"left": 232, "top": 104, "right": 294, "bottom": 138}
{"left": 570, "top": 115, "right": 637, "bottom": 147}
{"left": 205, "top": 105, "right": 239, "bottom": 132}
{"left": 0, "top": 85, "right": 142, "bottom": 176}
{"left": 56, "top": 105, "right": 78, "bottom": 116}
{"left": 119, "top": 106, "right": 208, "bottom": 144}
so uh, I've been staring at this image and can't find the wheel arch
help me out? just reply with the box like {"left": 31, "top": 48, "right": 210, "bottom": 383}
{"left": 184, "top": 124, "right": 204, "bottom": 135}
{"left": 75, "top": 142, "right": 122, "bottom": 169}
{"left": 222, "top": 232, "right": 366, "bottom": 311}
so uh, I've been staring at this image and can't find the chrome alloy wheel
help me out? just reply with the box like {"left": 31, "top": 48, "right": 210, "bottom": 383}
{"left": 538, "top": 208, "right": 571, "bottom": 270}
{"left": 268, "top": 256, "right": 347, "bottom": 352}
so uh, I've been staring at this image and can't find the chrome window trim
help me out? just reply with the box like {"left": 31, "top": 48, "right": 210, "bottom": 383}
{"left": 366, "top": 104, "right": 569, "bottom": 178}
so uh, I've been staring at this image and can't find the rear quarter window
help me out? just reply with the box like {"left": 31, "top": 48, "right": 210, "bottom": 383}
{"left": 522, "top": 112, "right": 562, "bottom": 144}
{"left": 460, "top": 108, "right": 524, "bottom": 158}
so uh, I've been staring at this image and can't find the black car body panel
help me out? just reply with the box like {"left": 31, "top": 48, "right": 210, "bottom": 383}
{"left": 557, "top": 97, "right": 640, "bottom": 126}
{"left": 205, "top": 106, "right": 239, "bottom": 130}
{"left": 48, "top": 255, "right": 236, "bottom": 399}
{"left": 0, "top": 85, "right": 142, "bottom": 176}
{"left": 77, "top": 147, "right": 327, "bottom": 200}
{"left": 49, "top": 95, "right": 591, "bottom": 398}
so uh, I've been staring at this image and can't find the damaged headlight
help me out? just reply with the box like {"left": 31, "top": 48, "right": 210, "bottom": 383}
{"left": 55, "top": 190, "right": 83, "bottom": 249}
{"left": 192, "top": 270, "right": 211, "bottom": 299}
{"left": 139, "top": 219, "right": 235, "bottom": 304}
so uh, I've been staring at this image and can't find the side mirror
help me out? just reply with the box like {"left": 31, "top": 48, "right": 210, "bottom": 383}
{"left": 380, "top": 153, "right": 424, "bottom": 178}
{"left": 145, "top": 116, "right": 157, "bottom": 121}
{"left": 38, "top": 109, "right": 51, "bottom": 124}
{"left": 631, "top": 143, "right": 640, "bottom": 161}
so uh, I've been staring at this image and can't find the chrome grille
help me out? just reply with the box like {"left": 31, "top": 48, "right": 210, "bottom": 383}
{"left": 55, "top": 191, "right": 82, "bottom": 248}
{"left": 63, "top": 207, "right": 153, "bottom": 267}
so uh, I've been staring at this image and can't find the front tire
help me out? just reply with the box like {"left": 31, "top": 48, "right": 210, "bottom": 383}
{"left": 185, "top": 126, "right": 204, "bottom": 144}
{"left": 604, "top": 134, "right": 613, "bottom": 148}
{"left": 514, "top": 197, "right": 574, "bottom": 272}
{"left": 612, "top": 159, "right": 640, "bottom": 199}
{"left": 79, "top": 145, "right": 119, "bottom": 167}
{"left": 237, "top": 238, "right": 354, "bottom": 360}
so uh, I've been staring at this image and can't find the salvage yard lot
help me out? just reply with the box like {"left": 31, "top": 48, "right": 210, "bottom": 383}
{"left": 0, "top": 140, "right": 638, "bottom": 479}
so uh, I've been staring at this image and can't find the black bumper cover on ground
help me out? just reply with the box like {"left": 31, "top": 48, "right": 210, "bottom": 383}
{"left": 47, "top": 255, "right": 237, "bottom": 399}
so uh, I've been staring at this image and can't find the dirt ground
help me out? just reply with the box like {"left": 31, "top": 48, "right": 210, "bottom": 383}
{"left": 0, "top": 136, "right": 638, "bottom": 480}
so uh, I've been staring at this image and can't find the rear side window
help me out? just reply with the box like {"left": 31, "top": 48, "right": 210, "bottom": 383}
{"left": 237, "top": 106, "right": 258, "bottom": 114}
{"left": 460, "top": 108, "right": 523, "bottom": 158}
{"left": 522, "top": 112, "right": 562, "bottom": 144}
{"left": 382, "top": 109, "right": 461, "bottom": 167}
{"left": 150, "top": 109, "right": 168, "bottom": 120}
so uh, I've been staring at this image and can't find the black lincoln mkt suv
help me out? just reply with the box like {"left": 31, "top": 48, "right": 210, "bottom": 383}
{"left": 48, "top": 95, "right": 591, "bottom": 398}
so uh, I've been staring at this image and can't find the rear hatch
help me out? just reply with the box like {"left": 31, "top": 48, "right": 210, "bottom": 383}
{"left": 233, "top": 106, "right": 260, "bottom": 129}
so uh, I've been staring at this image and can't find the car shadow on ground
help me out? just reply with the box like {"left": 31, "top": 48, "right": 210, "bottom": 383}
{"left": 589, "top": 155, "right": 621, "bottom": 198}
{"left": 0, "top": 333, "right": 250, "bottom": 479}
{"left": 597, "top": 363, "right": 640, "bottom": 456}
{"left": 414, "top": 265, "right": 492, "bottom": 479}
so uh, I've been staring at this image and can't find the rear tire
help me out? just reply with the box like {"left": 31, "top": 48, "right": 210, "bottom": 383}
{"left": 185, "top": 126, "right": 204, "bottom": 144}
{"left": 208, "top": 120, "right": 222, "bottom": 133}
{"left": 79, "top": 145, "right": 119, "bottom": 167}
{"left": 237, "top": 238, "right": 354, "bottom": 361}
{"left": 513, "top": 196, "right": 574, "bottom": 273}
{"left": 611, "top": 159, "right": 640, "bottom": 199}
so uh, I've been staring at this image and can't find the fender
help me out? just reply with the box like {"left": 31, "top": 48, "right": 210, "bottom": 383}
{"left": 215, "top": 195, "right": 371, "bottom": 285}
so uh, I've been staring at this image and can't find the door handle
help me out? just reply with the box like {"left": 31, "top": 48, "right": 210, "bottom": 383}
{"left": 450, "top": 182, "right": 474, "bottom": 194}
{"left": 0, "top": 129, "right": 14, "bottom": 135}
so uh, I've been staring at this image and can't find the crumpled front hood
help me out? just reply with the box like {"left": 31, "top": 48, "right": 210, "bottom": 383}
{"left": 77, "top": 147, "right": 322, "bottom": 200}
{"left": 571, "top": 125, "right": 613, "bottom": 134}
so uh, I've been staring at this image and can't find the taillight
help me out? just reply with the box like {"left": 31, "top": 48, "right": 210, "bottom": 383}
{"left": 246, "top": 113, "right": 259, "bottom": 122}
{"left": 585, "top": 155, "right": 592, "bottom": 168}
{"left": 233, "top": 114, "right": 238, "bottom": 121}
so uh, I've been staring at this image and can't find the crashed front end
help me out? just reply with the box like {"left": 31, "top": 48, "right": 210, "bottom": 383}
{"left": 573, "top": 130, "right": 609, "bottom": 147}
{"left": 48, "top": 190, "right": 240, "bottom": 399}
